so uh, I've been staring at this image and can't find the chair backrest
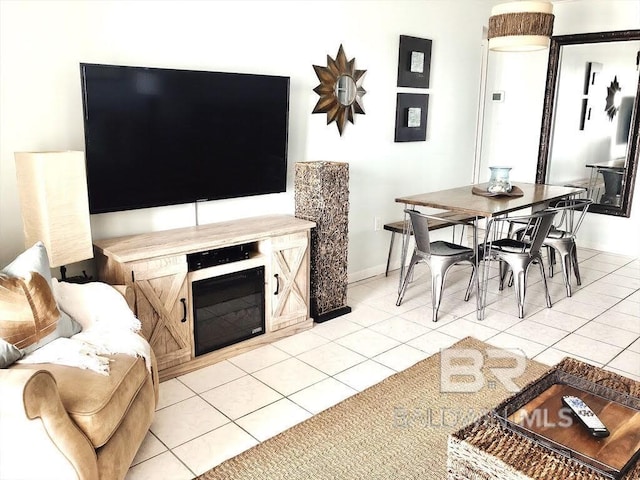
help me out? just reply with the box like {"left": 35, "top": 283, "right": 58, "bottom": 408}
{"left": 405, "top": 209, "right": 432, "bottom": 256}
{"left": 548, "top": 198, "right": 593, "bottom": 237}
{"left": 530, "top": 210, "right": 558, "bottom": 254}
{"left": 599, "top": 169, "right": 624, "bottom": 195}
{"left": 493, "top": 210, "right": 557, "bottom": 256}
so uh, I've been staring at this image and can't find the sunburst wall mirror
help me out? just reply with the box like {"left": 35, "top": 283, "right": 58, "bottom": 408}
{"left": 605, "top": 76, "right": 622, "bottom": 121}
{"left": 312, "top": 44, "right": 367, "bottom": 135}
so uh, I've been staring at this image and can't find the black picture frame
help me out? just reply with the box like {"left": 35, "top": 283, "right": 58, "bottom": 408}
{"left": 394, "top": 93, "right": 428, "bottom": 142}
{"left": 397, "top": 35, "right": 432, "bottom": 88}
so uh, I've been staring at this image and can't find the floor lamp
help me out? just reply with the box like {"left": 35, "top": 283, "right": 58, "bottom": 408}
{"left": 14, "top": 151, "right": 94, "bottom": 282}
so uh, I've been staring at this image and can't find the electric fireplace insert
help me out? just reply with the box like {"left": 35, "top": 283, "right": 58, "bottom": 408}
{"left": 192, "top": 266, "right": 265, "bottom": 356}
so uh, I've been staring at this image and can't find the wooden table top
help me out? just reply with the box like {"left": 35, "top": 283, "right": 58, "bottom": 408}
{"left": 585, "top": 159, "right": 626, "bottom": 170}
{"left": 396, "top": 182, "right": 584, "bottom": 218}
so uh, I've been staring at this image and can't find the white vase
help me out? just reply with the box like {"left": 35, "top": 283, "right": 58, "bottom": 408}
{"left": 488, "top": 166, "right": 512, "bottom": 194}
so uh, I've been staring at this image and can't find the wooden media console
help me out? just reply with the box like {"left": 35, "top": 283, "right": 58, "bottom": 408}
{"left": 94, "top": 215, "right": 315, "bottom": 380}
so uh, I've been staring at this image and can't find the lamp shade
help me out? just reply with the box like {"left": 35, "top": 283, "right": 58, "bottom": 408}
{"left": 488, "top": 1, "right": 554, "bottom": 52}
{"left": 14, "top": 151, "right": 93, "bottom": 268}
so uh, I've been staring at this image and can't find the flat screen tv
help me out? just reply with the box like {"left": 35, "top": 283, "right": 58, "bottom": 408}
{"left": 80, "top": 63, "right": 290, "bottom": 214}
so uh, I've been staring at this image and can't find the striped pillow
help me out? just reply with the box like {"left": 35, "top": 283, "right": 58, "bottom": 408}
{"left": 0, "top": 271, "right": 61, "bottom": 351}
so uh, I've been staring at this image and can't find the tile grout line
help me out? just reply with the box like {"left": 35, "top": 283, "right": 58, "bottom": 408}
{"left": 130, "top": 250, "right": 639, "bottom": 479}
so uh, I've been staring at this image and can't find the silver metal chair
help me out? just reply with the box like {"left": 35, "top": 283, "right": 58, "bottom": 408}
{"left": 598, "top": 169, "right": 624, "bottom": 206}
{"left": 396, "top": 209, "right": 476, "bottom": 322}
{"left": 482, "top": 210, "right": 557, "bottom": 319}
{"left": 543, "top": 198, "right": 593, "bottom": 297}
{"left": 384, "top": 212, "right": 474, "bottom": 276}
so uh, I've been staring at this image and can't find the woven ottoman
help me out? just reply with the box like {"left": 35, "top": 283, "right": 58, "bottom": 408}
{"left": 447, "top": 358, "right": 640, "bottom": 480}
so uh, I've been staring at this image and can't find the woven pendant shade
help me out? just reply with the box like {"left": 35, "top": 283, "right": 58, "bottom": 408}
{"left": 488, "top": 1, "right": 554, "bottom": 52}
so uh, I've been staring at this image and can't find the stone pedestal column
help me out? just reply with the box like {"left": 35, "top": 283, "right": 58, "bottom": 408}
{"left": 294, "top": 161, "right": 351, "bottom": 322}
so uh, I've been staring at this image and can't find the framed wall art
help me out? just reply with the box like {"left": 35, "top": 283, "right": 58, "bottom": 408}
{"left": 397, "top": 35, "right": 432, "bottom": 88}
{"left": 394, "top": 93, "right": 428, "bottom": 142}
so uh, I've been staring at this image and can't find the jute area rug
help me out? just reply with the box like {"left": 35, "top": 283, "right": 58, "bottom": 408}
{"left": 198, "top": 337, "right": 550, "bottom": 480}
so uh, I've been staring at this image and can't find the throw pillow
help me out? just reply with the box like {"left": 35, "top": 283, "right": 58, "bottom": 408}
{"left": 1, "top": 243, "right": 82, "bottom": 351}
{"left": 1, "top": 241, "right": 53, "bottom": 284}
{"left": 0, "top": 338, "right": 23, "bottom": 368}
{"left": 0, "top": 272, "right": 61, "bottom": 351}
{"left": 52, "top": 279, "right": 141, "bottom": 332}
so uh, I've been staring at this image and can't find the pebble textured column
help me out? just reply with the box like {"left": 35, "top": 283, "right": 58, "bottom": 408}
{"left": 294, "top": 161, "right": 351, "bottom": 322}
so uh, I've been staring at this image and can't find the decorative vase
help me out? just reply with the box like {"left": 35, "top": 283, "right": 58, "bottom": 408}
{"left": 487, "top": 166, "right": 513, "bottom": 194}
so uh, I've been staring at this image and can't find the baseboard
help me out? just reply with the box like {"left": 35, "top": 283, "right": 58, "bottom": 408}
{"left": 348, "top": 264, "right": 387, "bottom": 284}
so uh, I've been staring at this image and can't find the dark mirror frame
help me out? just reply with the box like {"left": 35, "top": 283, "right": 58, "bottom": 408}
{"left": 536, "top": 30, "right": 640, "bottom": 217}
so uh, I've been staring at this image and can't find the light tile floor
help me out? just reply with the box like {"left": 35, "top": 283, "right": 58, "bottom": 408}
{"left": 126, "top": 248, "right": 639, "bottom": 479}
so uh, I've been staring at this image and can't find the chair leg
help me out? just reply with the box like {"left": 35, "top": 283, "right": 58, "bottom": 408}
{"left": 431, "top": 271, "right": 446, "bottom": 322}
{"left": 560, "top": 251, "right": 573, "bottom": 297}
{"left": 550, "top": 241, "right": 576, "bottom": 297}
{"left": 548, "top": 246, "right": 556, "bottom": 278}
{"left": 499, "top": 261, "right": 509, "bottom": 290}
{"left": 507, "top": 270, "right": 514, "bottom": 288}
{"left": 571, "top": 245, "right": 582, "bottom": 286}
{"left": 537, "top": 255, "right": 553, "bottom": 308}
{"left": 510, "top": 266, "right": 527, "bottom": 319}
{"left": 385, "top": 232, "right": 395, "bottom": 277}
{"left": 396, "top": 255, "right": 418, "bottom": 306}
{"left": 464, "top": 262, "right": 476, "bottom": 302}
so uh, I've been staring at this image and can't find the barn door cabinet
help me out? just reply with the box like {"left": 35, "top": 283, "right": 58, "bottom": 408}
{"left": 264, "top": 231, "right": 311, "bottom": 332}
{"left": 94, "top": 215, "right": 315, "bottom": 380}
{"left": 130, "top": 256, "right": 190, "bottom": 371}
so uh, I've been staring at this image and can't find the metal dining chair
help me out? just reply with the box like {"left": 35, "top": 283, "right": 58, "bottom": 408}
{"left": 543, "top": 198, "right": 593, "bottom": 297}
{"left": 598, "top": 169, "right": 624, "bottom": 206}
{"left": 482, "top": 210, "right": 557, "bottom": 319}
{"left": 396, "top": 209, "right": 476, "bottom": 322}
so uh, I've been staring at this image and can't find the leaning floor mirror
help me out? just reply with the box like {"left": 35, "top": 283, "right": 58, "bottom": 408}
{"left": 537, "top": 30, "right": 640, "bottom": 217}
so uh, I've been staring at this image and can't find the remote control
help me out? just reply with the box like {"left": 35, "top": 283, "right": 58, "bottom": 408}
{"left": 562, "top": 395, "right": 609, "bottom": 437}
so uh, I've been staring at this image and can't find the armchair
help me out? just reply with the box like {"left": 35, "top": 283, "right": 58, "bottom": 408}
{"left": 1, "top": 275, "right": 158, "bottom": 480}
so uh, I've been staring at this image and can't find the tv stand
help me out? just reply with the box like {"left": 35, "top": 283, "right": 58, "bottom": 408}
{"left": 94, "top": 215, "right": 315, "bottom": 380}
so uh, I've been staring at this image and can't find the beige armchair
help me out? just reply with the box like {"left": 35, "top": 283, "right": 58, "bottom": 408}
{"left": 0, "top": 285, "right": 159, "bottom": 480}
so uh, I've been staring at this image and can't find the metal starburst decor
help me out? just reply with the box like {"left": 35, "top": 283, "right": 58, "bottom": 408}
{"left": 605, "top": 76, "right": 621, "bottom": 121}
{"left": 312, "top": 45, "right": 366, "bottom": 136}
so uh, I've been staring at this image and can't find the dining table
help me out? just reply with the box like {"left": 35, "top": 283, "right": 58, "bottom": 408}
{"left": 395, "top": 182, "right": 585, "bottom": 320}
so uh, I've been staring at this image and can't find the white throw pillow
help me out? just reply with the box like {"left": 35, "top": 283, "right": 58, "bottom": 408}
{"left": 51, "top": 279, "right": 141, "bottom": 333}
{"left": 1, "top": 242, "right": 81, "bottom": 355}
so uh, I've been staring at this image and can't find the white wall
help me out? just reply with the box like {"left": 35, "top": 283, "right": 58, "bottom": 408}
{"left": 3, "top": 1, "right": 635, "bottom": 283}
{"left": 0, "top": 0, "right": 493, "bottom": 281}
{"left": 481, "top": 0, "right": 640, "bottom": 256}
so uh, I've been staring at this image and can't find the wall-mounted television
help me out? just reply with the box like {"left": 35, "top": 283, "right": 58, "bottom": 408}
{"left": 80, "top": 63, "right": 290, "bottom": 214}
